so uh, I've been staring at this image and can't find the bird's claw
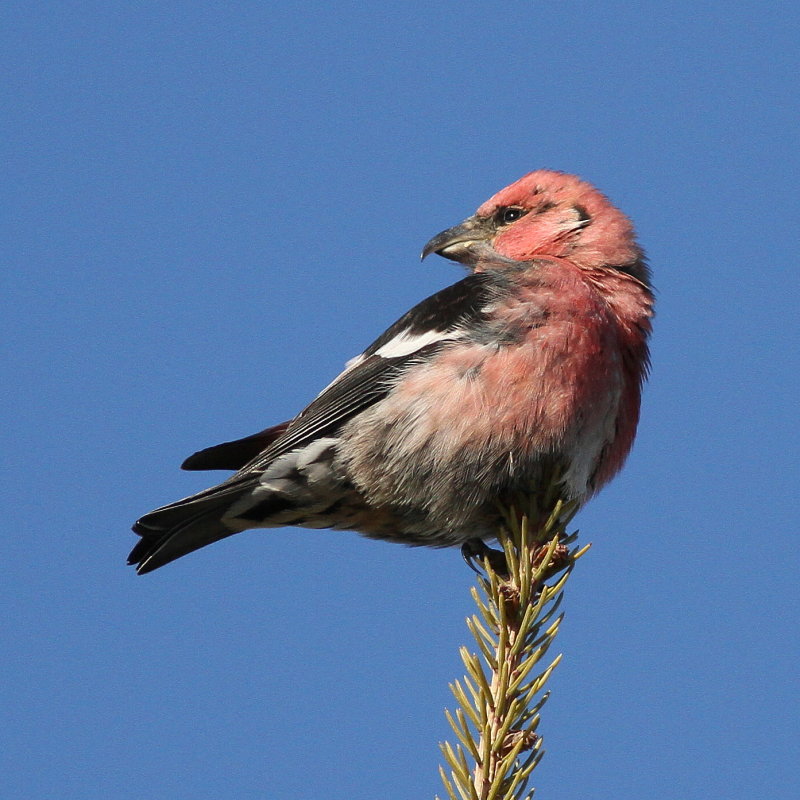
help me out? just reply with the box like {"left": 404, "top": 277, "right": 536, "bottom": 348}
{"left": 461, "top": 539, "right": 509, "bottom": 577}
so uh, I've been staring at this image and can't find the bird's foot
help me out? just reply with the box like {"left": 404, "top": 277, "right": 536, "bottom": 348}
{"left": 461, "top": 538, "right": 571, "bottom": 583}
{"left": 461, "top": 538, "right": 509, "bottom": 578}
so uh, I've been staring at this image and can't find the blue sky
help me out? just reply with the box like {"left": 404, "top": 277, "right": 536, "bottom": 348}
{"left": 2, "top": 3, "right": 798, "bottom": 798}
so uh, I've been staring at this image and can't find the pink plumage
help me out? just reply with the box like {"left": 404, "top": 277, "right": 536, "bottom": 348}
{"left": 130, "top": 170, "right": 653, "bottom": 574}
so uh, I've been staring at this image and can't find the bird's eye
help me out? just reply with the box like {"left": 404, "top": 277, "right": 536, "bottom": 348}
{"left": 496, "top": 206, "right": 527, "bottom": 225}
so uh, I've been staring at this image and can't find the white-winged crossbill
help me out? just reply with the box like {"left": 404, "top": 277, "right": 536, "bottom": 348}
{"left": 130, "top": 170, "right": 653, "bottom": 574}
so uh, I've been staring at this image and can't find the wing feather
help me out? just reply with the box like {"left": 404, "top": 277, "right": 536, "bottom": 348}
{"left": 131, "top": 272, "right": 506, "bottom": 573}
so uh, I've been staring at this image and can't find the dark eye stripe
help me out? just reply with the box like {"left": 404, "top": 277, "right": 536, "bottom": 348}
{"left": 573, "top": 204, "right": 591, "bottom": 223}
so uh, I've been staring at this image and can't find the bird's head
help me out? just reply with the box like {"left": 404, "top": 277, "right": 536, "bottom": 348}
{"left": 422, "top": 170, "right": 649, "bottom": 285}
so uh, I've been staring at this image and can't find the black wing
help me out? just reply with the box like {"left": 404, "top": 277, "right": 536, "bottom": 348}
{"left": 182, "top": 421, "right": 291, "bottom": 470}
{"left": 361, "top": 271, "right": 503, "bottom": 356}
{"left": 130, "top": 272, "right": 503, "bottom": 573}
{"left": 179, "top": 272, "right": 504, "bottom": 474}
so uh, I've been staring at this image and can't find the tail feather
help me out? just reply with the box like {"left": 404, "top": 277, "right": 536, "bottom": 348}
{"left": 130, "top": 432, "right": 342, "bottom": 573}
{"left": 129, "top": 494, "right": 243, "bottom": 575}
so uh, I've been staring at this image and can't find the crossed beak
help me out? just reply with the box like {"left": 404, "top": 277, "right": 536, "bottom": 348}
{"left": 420, "top": 215, "right": 497, "bottom": 266}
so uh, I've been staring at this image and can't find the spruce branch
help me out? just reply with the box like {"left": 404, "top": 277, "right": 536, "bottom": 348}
{"left": 437, "top": 487, "right": 588, "bottom": 800}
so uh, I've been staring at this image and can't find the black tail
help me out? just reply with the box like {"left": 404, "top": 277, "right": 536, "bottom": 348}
{"left": 129, "top": 493, "right": 244, "bottom": 574}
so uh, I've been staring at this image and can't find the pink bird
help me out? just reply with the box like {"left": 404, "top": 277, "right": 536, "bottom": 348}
{"left": 130, "top": 170, "right": 653, "bottom": 574}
